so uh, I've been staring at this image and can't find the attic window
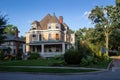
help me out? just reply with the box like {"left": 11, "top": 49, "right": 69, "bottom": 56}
{"left": 56, "top": 24, "right": 60, "bottom": 29}
{"left": 56, "top": 26, "right": 59, "bottom": 29}
{"left": 32, "top": 24, "right": 37, "bottom": 29}
{"left": 48, "top": 26, "right": 51, "bottom": 29}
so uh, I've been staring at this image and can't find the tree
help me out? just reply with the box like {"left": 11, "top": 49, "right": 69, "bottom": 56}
{"left": 109, "top": 29, "right": 120, "bottom": 50}
{"left": 0, "top": 12, "right": 7, "bottom": 45}
{"left": 4, "top": 24, "right": 19, "bottom": 35}
{"left": 116, "top": 0, "right": 120, "bottom": 7}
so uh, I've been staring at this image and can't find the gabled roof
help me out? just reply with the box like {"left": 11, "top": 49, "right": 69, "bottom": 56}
{"left": 39, "top": 14, "right": 51, "bottom": 30}
{"left": 31, "top": 13, "right": 68, "bottom": 31}
{"left": 3, "top": 34, "right": 25, "bottom": 42}
{"left": 49, "top": 14, "right": 60, "bottom": 23}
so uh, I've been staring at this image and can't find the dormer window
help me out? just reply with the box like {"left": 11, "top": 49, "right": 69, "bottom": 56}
{"left": 56, "top": 26, "right": 59, "bottom": 29}
{"left": 56, "top": 24, "right": 60, "bottom": 29}
{"left": 32, "top": 23, "right": 37, "bottom": 30}
{"left": 48, "top": 24, "right": 52, "bottom": 29}
{"left": 48, "top": 26, "right": 51, "bottom": 29}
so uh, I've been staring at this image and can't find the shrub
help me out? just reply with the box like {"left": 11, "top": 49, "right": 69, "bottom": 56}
{"left": 51, "top": 61, "right": 65, "bottom": 66}
{"left": 54, "top": 54, "right": 64, "bottom": 60}
{"left": 80, "top": 58, "right": 89, "bottom": 66}
{"left": 29, "top": 52, "right": 40, "bottom": 60}
{"left": 0, "top": 50, "right": 4, "bottom": 60}
{"left": 64, "top": 49, "right": 82, "bottom": 64}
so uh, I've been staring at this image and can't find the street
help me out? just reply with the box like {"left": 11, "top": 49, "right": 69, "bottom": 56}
{"left": 0, "top": 69, "right": 120, "bottom": 80}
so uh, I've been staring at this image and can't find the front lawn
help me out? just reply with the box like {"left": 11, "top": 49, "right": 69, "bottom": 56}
{"left": 0, "top": 59, "right": 111, "bottom": 69}
{"left": 0, "top": 59, "right": 61, "bottom": 66}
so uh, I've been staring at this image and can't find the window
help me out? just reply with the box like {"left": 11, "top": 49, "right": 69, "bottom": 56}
{"left": 32, "top": 34, "right": 36, "bottom": 37}
{"left": 32, "top": 24, "right": 37, "bottom": 30}
{"left": 56, "top": 24, "right": 60, "bottom": 29}
{"left": 39, "top": 34, "right": 41, "bottom": 41}
{"left": 49, "top": 33, "right": 51, "bottom": 40}
{"left": 56, "top": 26, "right": 59, "bottom": 29}
{"left": 48, "top": 26, "right": 51, "bottom": 29}
{"left": 56, "top": 33, "right": 59, "bottom": 40}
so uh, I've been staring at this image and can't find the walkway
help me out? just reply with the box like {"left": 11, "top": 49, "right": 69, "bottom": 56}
{"left": 110, "top": 56, "right": 120, "bottom": 71}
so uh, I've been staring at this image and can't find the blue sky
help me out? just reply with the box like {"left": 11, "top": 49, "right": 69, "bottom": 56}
{"left": 0, "top": 0, "right": 115, "bottom": 36}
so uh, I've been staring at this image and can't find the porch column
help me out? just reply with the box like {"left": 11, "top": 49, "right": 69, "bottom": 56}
{"left": 41, "top": 44, "right": 44, "bottom": 56}
{"left": 62, "top": 43, "right": 65, "bottom": 54}
{"left": 23, "top": 44, "right": 26, "bottom": 53}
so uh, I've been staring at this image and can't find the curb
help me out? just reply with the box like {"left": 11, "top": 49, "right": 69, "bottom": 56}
{"left": 107, "top": 59, "right": 114, "bottom": 70}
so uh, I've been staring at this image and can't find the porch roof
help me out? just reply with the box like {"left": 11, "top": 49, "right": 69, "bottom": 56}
{"left": 28, "top": 40, "right": 69, "bottom": 45}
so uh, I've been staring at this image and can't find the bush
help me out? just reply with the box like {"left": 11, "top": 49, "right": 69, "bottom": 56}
{"left": 54, "top": 54, "right": 64, "bottom": 60}
{"left": 0, "top": 50, "right": 4, "bottom": 60}
{"left": 80, "top": 58, "right": 89, "bottom": 66}
{"left": 29, "top": 52, "right": 40, "bottom": 60}
{"left": 64, "top": 49, "right": 82, "bottom": 64}
{"left": 51, "top": 61, "right": 65, "bottom": 66}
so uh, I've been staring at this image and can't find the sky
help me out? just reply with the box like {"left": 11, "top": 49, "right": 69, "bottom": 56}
{"left": 0, "top": 0, "right": 115, "bottom": 36}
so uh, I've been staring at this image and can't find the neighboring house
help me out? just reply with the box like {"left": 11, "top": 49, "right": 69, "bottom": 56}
{"left": 26, "top": 13, "right": 76, "bottom": 57}
{"left": 0, "top": 28, "right": 25, "bottom": 55}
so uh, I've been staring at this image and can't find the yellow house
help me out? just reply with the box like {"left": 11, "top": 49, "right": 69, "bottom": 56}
{"left": 25, "top": 13, "right": 76, "bottom": 57}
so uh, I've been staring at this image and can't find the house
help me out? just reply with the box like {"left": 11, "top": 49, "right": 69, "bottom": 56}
{"left": 26, "top": 13, "right": 76, "bottom": 57}
{"left": 0, "top": 28, "right": 25, "bottom": 55}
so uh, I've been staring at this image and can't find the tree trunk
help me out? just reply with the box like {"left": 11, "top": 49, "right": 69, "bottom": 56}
{"left": 105, "top": 32, "right": 109, "bottom": 56}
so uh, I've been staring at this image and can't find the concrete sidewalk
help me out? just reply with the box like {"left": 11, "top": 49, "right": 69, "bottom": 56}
{"left": 8, "top": 66, "right": 106, "bottom": 71}
{"left": 109, "top": 56, "right": 120, "bottom": 70}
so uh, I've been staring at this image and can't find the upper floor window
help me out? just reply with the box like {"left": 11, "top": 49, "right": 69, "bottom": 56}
{"left": 49, "top": 33, "right": 52, "bottom": 40}
{"left": 48, "top": 26, "right": 51, "bottom": 29}
{"left": 56, "top": 26, "right": 59, "bottom": 29}
{"left": 39, "top": 34, "right": 41, "bottom": 41}
{"left": 48, "top": 24, "right": 52, "bottom": 29}
{"left": 32, "top": 34, "right": 36, "bottom": 37}
{"left": 56, "top": 33, "right": 59, "bottom": 40}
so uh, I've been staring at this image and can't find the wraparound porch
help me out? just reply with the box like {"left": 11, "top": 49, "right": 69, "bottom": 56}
{"left": 27, "top": 42, "right": 70, "bottom": 57}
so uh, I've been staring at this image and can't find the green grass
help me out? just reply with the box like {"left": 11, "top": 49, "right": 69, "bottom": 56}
{"left": 0, "top": 59, "right": 60, "bottom": 66}
{"left": 0, "top": 67, "right": 98, "bottom": 73}
{"left": 0, "top": 59, "right": 111, "bottom": 69}
{"left": 81, "top": 59, "right": 112, "bottom": 69}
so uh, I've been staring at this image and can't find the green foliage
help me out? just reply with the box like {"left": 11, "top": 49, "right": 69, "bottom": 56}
{"left": 0, "top": 12, "right": 7, "bottom": 45}
{"left": 64, "top": 49, "right": 82, "bottom": 64}
{"left": 109, "top": 29, "right": 120, "bottom": 49}
{"left": 29, "top": 52, "right": 40, "bottom": 60}
{"left": 4, "top": 24, "right": 18, "bottom": 35}
{"left": 0, "top": 50, "right": 4, "bottom": 60}
{"left": 54, "top": 54, "right": 64, "bottom": 60}
{"left": 80, "top": 58, "right": 89, "bottom": 66}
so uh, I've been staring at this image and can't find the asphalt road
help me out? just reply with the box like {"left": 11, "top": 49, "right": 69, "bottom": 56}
{"left": 0, "top": 69, "right": 120, "bottom": 80}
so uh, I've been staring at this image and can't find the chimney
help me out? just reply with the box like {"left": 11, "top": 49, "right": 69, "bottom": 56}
{"left": 59, "top": 16, "right": 63, "bottom": 23}
{"left": 15, "top": 28, "right": 19, "bottom": 38}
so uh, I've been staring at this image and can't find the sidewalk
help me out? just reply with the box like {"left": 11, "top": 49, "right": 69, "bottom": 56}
{"left": 109, "top": 56, "right": 120, "bottom": 70}
{"left": 8, "top": 66, "right": 106, "bottom": 71}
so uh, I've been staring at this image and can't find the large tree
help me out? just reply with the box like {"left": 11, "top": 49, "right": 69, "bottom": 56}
{"left": 4, "top": 24, "right": 18, "bottom": 35}
{"left": 88, "top": 0, "right": 120, "bottom": 56}
{"left": 0, "top": 12, "right": 7, "bottom": 45}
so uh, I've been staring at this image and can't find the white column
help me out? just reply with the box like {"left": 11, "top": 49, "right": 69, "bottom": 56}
{"left": 22, "top": 44, "right": 26, "bottom": 53}
{"left": 62, "top": 43, "right": 65, "bottom": 54}
{"left": 41, "top": 44, "right": 44, "bottom": 56}
{"left": 67, "top": 44, "right": 69, "bottom": 49}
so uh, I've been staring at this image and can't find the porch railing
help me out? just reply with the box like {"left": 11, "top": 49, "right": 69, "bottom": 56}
{"left": 40, "top": 52, "right": 63, "bottom": 57}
